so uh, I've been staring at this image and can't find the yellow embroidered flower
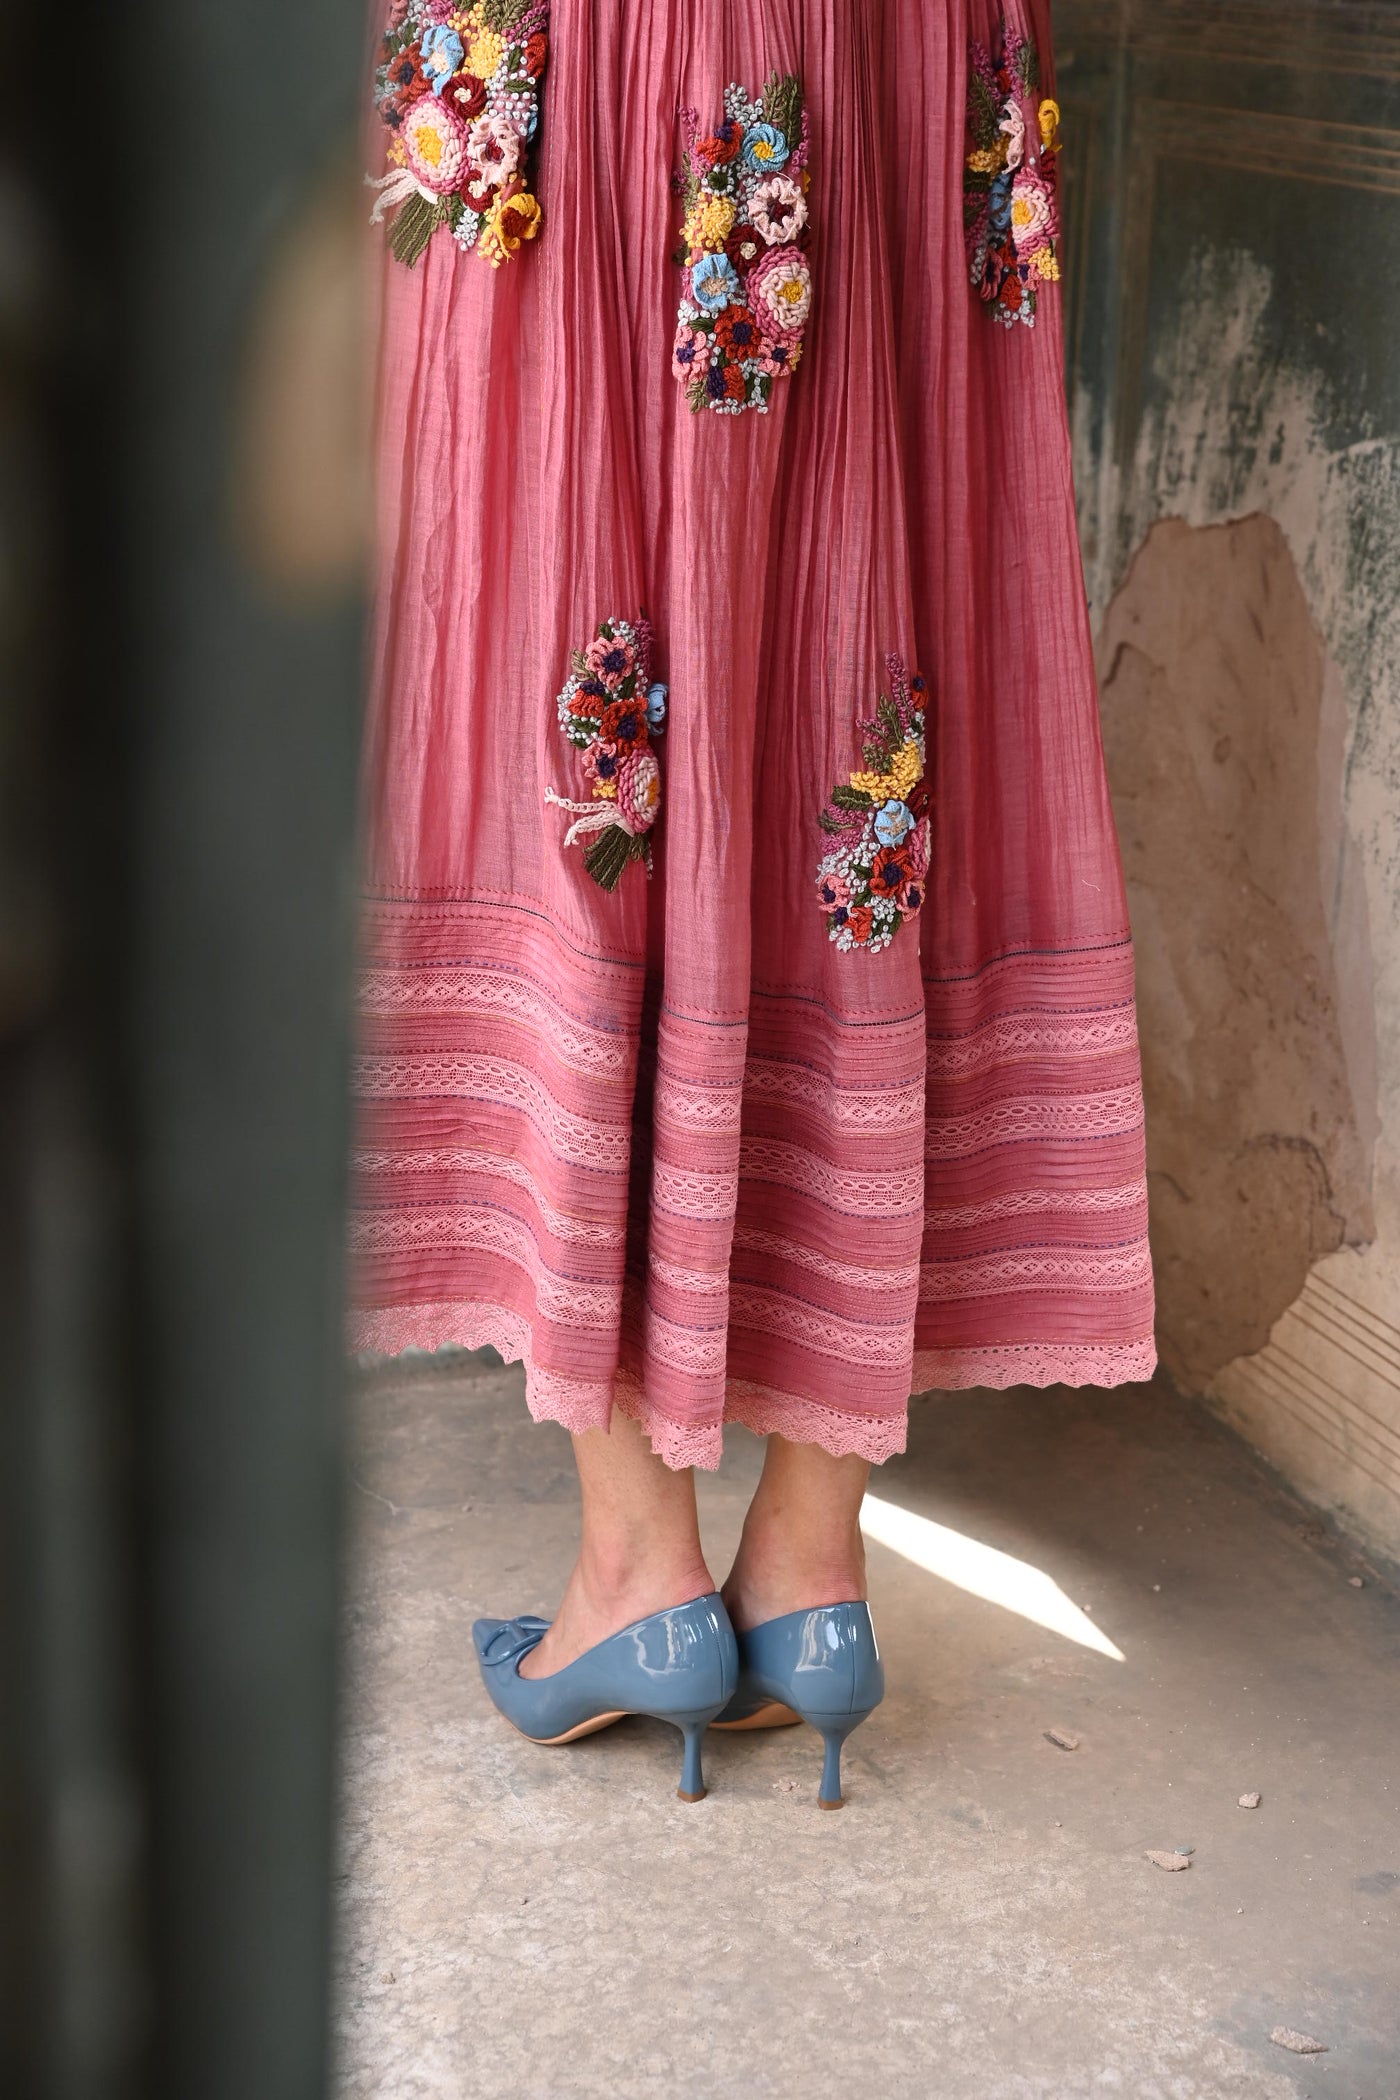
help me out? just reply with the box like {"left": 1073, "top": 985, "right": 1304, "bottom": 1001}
{"left": 387, "top": 136, "right": 407, "bottom": 168}
{"left": 1033, "top": 247, "right": 1061, "bottom": 281}
{"left": 466, "top": 25, "right": 504, "bottom": 76}
{"left": 478, "top": 189, "right": 543, "bottom": 267}
{"left": 965, "top": 145, "right": 1005, "bottom": 175}
{"left": 1038, "top": 98, "right": 1061, "bottom": 151}
{"left": 849, "top": 738, "right": 923, "bottom": 804}
{"left": 682, "top": 192, "right": 737, "bottom": 254}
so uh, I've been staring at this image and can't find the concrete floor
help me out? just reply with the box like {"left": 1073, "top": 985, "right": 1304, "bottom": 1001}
{"left": 334, "top": 1357, "right": 1400, "bottom": 2100}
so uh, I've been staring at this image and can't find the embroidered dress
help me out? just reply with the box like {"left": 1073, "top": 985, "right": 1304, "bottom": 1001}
{"left": 352, "top": 0, "right": 1156, "bottom": 1469}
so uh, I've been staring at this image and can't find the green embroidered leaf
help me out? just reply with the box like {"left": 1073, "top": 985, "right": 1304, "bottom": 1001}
{"left": 583, "top": 824, "right": 633, "bottom": 892}
{"left": 1019, "top": 40, "right": 1041, "bottom": 94}
{"left": 483, "top": 0, "right": 531, "bottom": 33}
{"left": 761, "top": 72, "right": 803, "bottom": 145}
{"left": 878, "top": 694, "right": 903, "bottom": 746}
{"left": 619, "top": 673, "right": 637, "bottom": 700}
{"left": 444, "top": 195, "right": 464, "bottom": 232}
{"left": 830, "top": 785, "right": 874, "bottom": 812}
{"left": 599, "top": 621, "right": 614, "bottom": 641}
{"left": 967, "top": 73, "right": 1001, "bottom": 149}
{"left": 571, "top": 649, "right": 588, "bottom": 677}
{"left": 502, "top": 76, "right": 532, "bottom": 97}
{"left": 390, "top": 193, "right": 445, "bottom": 269}
{"left": 687, "top": 379, "right": 707, "bottom": 416}
{"left": 818, "top": 812, "right": 845, "bottom": 835}
{"left": 671, "top": 244, "right": 690, "bottom": 267}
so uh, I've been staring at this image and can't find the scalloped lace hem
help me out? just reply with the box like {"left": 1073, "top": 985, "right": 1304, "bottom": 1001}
{"left": 912, "top": 1335, "right": 1158, "bottom": 1391}
{"left": 349, "top": 1303, "right": 1158, "bottom": 1471}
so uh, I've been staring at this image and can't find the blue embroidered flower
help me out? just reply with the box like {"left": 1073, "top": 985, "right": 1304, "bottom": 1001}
{"left": 874, "top": 798, "right": 915, "bottom": 848}
{"left": 421, "top": 24, "right": 465, "bottom": 95}
{"left": 988, "top": 168, "right": 1013, "bottom": 236}
{"left": 690, "top": 251, "right": 741, "bottom": 314}
{"left": 741, "top": 121, "right": 790, "bottom": 171}
{"left": 646, "top": 683, "right": 669, "bottom": 729}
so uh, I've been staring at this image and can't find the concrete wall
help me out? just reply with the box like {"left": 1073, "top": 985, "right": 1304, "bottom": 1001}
{"left": 1056, "top": 0, "right": 1400, "bottom": 1559}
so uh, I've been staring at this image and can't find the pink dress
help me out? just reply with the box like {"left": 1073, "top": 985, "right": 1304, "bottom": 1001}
{"left": 350, "top": 0, "right": 1156, "bottom": 1468}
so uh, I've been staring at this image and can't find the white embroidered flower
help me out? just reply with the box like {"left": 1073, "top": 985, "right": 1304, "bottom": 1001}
{"left": 749, "top": 172, "right": 807, "bottom": 246}
{"left": 464, "top": 111, "right": 522, "bottom": 192}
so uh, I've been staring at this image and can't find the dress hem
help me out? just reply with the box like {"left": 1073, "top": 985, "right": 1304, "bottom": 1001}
{"left": 349, "top": 1301, "right": 1159, "bottom": 1471}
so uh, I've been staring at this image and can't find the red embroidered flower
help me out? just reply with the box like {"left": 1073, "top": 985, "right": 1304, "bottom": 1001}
{"left": 846, "top": 904, "right": 874, "bottom": 945}
{"left": 381, "top": 46, "right": 429, "bottom": 117}
{"left": 523, "top": 31, "right": 548, "bottom": 78}
{"left": 714, "top": 303, "right": 764, "bottom": 357}
{"left": 445, "top": 71, "right": 487, "bottom": 120}
{"left": 998, "top": 269, "right": 1023, "bottom": 312}
{"left": 870, "top": 845, "right": 914, "bottom": 903}
{"left": 696, "top": 119, "right": 742, "bottom": 167}
{"left": 906, "top": 777, "right": 932, "bottom": 823}
{"left": 600, "top": 697, "right": 649, "bottom": 748}
{"left": 722, "top": 360, "right": 747, "bottom": 402}
{"left": 724, "top": 223, "right": 764, "bottom": 275}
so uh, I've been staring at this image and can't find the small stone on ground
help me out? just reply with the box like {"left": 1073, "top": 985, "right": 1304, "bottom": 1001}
{"left": 1239, "top": 1790, "right": 1262, "bottom": 1809}
{"left": 1044, "top": 1727, "right": 1080, "bottom": 1751}
{"left": 1145, "top": 1849, "right": 1192, "bottom": 1871}
{"left": 1269, "top": 2026, "right": 1327, "bottom": 2054}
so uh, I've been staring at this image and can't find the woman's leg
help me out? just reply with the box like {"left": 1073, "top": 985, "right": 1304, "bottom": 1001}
{"left": 721, "top": 1436, "right": 869, "bottom": 1632}
{"left": 519, "top": 1410, "right": 715, "bottom": 1678}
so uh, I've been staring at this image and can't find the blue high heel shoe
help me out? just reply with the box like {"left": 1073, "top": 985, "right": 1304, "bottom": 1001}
{"left": 472, "top": 1592, "right": 738, "bottom": 1802}
{"left": 711, "top": 1601, "right": 884, "bottom": 1809}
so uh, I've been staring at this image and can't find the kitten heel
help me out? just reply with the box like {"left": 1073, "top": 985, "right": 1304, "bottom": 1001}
{"left": 802, "top": 1707, "right": 878, "bottom": 1810}
{"left": 669, "top": 1707, "right": 725, "bottom": 1802}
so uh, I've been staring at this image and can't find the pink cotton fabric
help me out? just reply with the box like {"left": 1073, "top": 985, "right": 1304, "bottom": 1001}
{"left": 350, "top": 0, "right": 1157, "bottom": 1468}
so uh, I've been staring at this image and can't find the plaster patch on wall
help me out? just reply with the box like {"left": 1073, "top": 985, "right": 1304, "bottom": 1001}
{"left": 1083, "top": 249, "right": 1400, "bottom": 1257}
{"left": 1098, "top": 515, "right": 1375, "bottom": 1385}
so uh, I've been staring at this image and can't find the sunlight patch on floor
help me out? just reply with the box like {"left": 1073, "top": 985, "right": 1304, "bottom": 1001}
{"left": 860, "top": 1494, "right": 1125, "bottom": 1660}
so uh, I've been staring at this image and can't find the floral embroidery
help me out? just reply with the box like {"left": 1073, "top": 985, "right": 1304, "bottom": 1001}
{"left": 964, "top": 24, "right": 1062, "bottom": 327}
{"left": 816, "top": 657, "right": 930, "bottom": 953}
{"left": 673, "top": 75, "right": 812, "bottom": 416}
{"left": 369, "top": 0, "right": 548, "bottom": 269}
{"left": 546, "top": 618, "right": 668, "bottom": 891}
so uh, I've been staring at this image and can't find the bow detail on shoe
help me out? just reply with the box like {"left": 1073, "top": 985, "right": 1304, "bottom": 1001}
{"left": 479, "top": 1616, "right": 550, "bottom": 1669}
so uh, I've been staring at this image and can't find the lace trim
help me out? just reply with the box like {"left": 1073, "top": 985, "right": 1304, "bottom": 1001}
{"left": 729, "top": 1286, "right": 916, "bottom": 1365}
{"left": 351, "top": 1147, "right": 625, "bottom": 1248}
{"left": 731, "top": 1225, "right": 915, "bottom": 1294}
{"left": 925, "top": 1085, "right": 1146, "bottom": 1160}
{"left": 923, "top": 1182, "right": 1147, "bottom": 1233}
{"left": 612, "top": 1370, "right": 909, "bottom": 1469}
{"left": 654, "top": 1069, "right": 745, "bottom": 1135}
{"left": 652, "top": 1161, "right": 741, "bottom": 1220}
{"left": 744, "top": 1062, "right": 926, "bottom": 1131}
{"left": 348, "top": 1301, "right": 615, "bottom": 1435}
{"left": 918, "top": 1243, "right": 1154, "bottom": 1302}
{"left": 356, "top": 966, "right": 629, "bottom": 1076}
{"left": 649, "top": 1254, "right": 732, "bottom": 1298}
{"left": 353, "top": 1052, "right": 627, "bottom": 1167}
{"left": 924, "top": 1007, "right": 1138, "bottom": 1078}
{"left": 350, "top": 1209, "right": 620, "bottom": 1325}
{"left": 912, "top": 1335, "right": 1158, "bottom": 1391}
{"left": 739, "top": 1137, "right": 924, "bottom": 1215}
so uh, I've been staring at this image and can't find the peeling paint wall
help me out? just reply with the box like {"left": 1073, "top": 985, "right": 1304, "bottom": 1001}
{"left": 1057, "top": 1, "right": 1400, "bottom": 1558}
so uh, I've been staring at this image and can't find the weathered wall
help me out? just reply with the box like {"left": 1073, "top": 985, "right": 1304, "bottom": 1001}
{"left": 1057, "top": 0, "right": 1400, "bottom": 1559}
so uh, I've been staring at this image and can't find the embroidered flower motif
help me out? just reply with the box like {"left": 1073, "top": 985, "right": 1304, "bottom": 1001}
{"left": 690, "top": 250, "right": 742, "bottom": 315}
{"left": 369, "top": 0, "right": 549, "bottom": 270}
{"left": 420, "top": 22, "right": 464, "bottom": 92}
{"left": 398, "top": 95, "right": 469, "bottom": 192}
{"left": 673, "top": 75, "right": 812, "bottom": 417}
{"left": 748, "top": 245, "right": 812, "bottom": 338}
{"left": 547, "top": 617, "right": 667, "bottom": 890}
{"left": 749, "top": 173, "right": 807, "bottom": 246}
{"left": 741, "top": 122, "right": 790, "bottom": 172}
{"left": 815, "top": 656, "right": 931, "bottom": 954}
{"left": 672, "top": 324, "right": 712, "bottom": 381}
{"left": 964, "top": 22, "right": 1061, "bottom": 328}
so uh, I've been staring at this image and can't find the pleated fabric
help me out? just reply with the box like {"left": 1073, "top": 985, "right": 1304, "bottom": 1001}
{"left": 350, "top": 0, "right": 1157, "bottom": 1468}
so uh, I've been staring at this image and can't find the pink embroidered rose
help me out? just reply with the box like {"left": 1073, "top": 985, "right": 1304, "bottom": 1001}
{"left": 1009, "top": 165, "right": 1056, "bottom": 254}
{"left": 748, "top": 245, "right": 812, "bottom": 340}
{"left": 905, "top": 817, "right": 931, "bottom": 879}
{"left": 464, "top": 111, "right": 522, "bottom": 192}
{"left": 672, "top": 323, "right": 711, "bottom": 382}
{"left": 615, "top": 748, "right": 661, "bottom": 834}
{"left": 817, "top": 869, "right": 850, "bottom": 915}
{"left": 585, "top": 631, "right": 637, "bottom": 689}
{"left": 749, "top": 173, "right": 807, "bottom": 247}
{"left": 999, "top": 98, "right": 1026, "bottom": 169}
{"left": 401, "top": 96, "right": 470, "bottom": 194}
